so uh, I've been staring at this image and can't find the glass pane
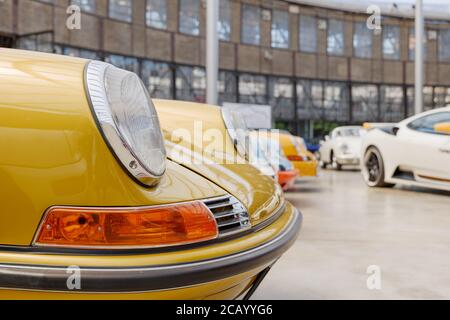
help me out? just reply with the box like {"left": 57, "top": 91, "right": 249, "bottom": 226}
{"left": 353, "top": 22, "right": 372, "bottom": 58}
{"left": 434, "top": 87, "right": 450, "bottom": 108}
{"left": 297, "top": 79, "right": 323, "bottom": 120}
{"left": 218, "top": 71, "right": 237, "bottom": 104}
{"left": 105, "top": 54, "right": 139, "bottom": 74}
{"left": 179, "top": 0, "right": 200, "bottom": 36}
{"left": 239, "top": 73, "right": 267, "bottom": 104}
{"left": 323, "top": 82, "right": 349, "bottom": 121}
{"left": 383, "top": 25, "right": 400, "bottom": 60}
{"left": 16, "top": 33, "right": 53, "bottom": 53}
{"left": 141, "top": 60, "right": 173, "bottom": 99}
{"left": 407, "top": 86, "right": 434, "bottom": 115}
{"left": 146, "top": 0, "right": 167, "bottom": 29}
{"left": 327, "top": 19, "right": 344, "bottom": 55}
{"left": 62, "top": 46, "right": 100, "bottom": 59}
{"left": 299, "top": 15, "right": 317, "bottom": 53}
{"left": 108, "top": 0, "right": 132, "bottom": 22}
{"left": 439, "top": 29, "right": 450, "bottom": 62}
{"left": 409, "top": 27, "right": 428, "bottom": 60}
{"left": 175, "top": 66, "right": 206, "bottom": 102}
{"left": 241, "top": 4, "right": 260, "bottom": 45}
{"left": 270, "top": 77, "right": 294, "bottom": 120}
{"left": 271, "top": 10, "right": 289, "bottom": 49}
{"left": 351, "top": 85, "right": 379, "bottom": 122}
{"left": 380, "top": 86, "right": 404, "bottom": 121}
{"left": 71, "top": 0, "right": 96, "bottom": 13}
{"left": 218, "top": 0, "right": 232, "bottom": 41}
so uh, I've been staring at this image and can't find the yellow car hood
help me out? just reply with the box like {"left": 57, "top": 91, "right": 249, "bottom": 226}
{"left": 154, "top": 99, "right": 284, "bottom": 225}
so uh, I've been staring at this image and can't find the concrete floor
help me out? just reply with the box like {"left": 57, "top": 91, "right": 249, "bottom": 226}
{"left": 254, "top": 168, "right": 450, "bottom": 300}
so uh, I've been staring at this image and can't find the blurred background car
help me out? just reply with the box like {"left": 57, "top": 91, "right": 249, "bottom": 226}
{"left": 361, "top": 107, "right": 450, "bottom": 191}
{"left": 277, "top": 132, "right": 318, "bottom": 177}
{"left": 250, "top": 132, "right": 299, "bottom": 191}
{"left": 319, "top": 126, "right": 366, "bottom": 170}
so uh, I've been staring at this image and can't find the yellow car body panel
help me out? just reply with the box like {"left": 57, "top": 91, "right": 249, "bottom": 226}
{"left": 0, "top": 49, "right": 301, "bottom": 299}
{"left": 154, "top": 99, "right": 284, "bottom": 225}
{"left": 0, "top": 49, "right": 225, "bottom": 246}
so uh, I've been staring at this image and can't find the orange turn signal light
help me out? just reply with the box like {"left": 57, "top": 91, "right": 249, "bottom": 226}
{"left": 34, "top": 201, "right": 218, "bottom": 249}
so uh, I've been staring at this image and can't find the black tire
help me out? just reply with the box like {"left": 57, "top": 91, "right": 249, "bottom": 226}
{"left": 321, "top": 160, "right": 327, "bottom": 169}
{"left": 330, "top": 151, "right": 342, "bottom": 171}
{"left": 362, "top": 147, "right": 395, "bottom": 188}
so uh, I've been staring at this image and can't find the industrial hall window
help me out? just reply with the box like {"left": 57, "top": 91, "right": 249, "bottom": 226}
{"left": 269, "top": 77, "right": 294, "bottom": 119}
{"left": 108, "top": 0, "right": 132, "bottom": 23}
{"left": 239, "top": 74, "right": 267, "bottom": 105}
{"left": 55, "top": 46, "right": 100, "bottom": 60}
{"left": 380, "top": 86, "right": 404, "bottom": 122}
{"left": 409, "top": 27, "right": 427, "bottom": 61}
{"left": 353, "top": 22, "right": 372, "bottom": 58}
{"left": 146, "top": 0, "right": 167, "bottom": 29}
{"left": 407, "top": 86, "right": 434, "bottom": 116}
{"left": 433, "top": 87, "right": 450, "bottom": 109}
{"left": 241, "top": 4, "right": 261, "bottom": 45}
{"left": 218, "top": 71, "right": 237, "bottom": 104}
{"left": 327, "top": 19, "right": 345, "bottom": 56}
{"left": 218, "top": 0, "right": 232, "bottom": 41}
{"left": 179, "top": 0, "right": 200, "bottom": 36}
{"left": 71, "top": 0, "right": 96, "bottom": 13}
{"left": 141, "top": 60, "right": 173, "bottom": 99}
{"left": 105, "top": 54, "right": 139, "bottom": 74}
{"left": 352, "top": 85, "right": 379, "bottom": 122}
{"left": 383, "top": 25, "right": 401, "bottom": 60}
{"left": 271, "top": 10, "right": 290, "bottom": 49}
{"left": 299, "top": 15, "right": 317, "bottom": 53}
{"left": 324, "top": 82, "right": 349, "bottom": 122}
{"left": 176, "top": 66, "right": 206, "bottom": 102}
{"left": 297, "top": 80, "right": 324, "bottom": 120}
{"left": 439, "top": 29, "right": 450, "bottom": 62}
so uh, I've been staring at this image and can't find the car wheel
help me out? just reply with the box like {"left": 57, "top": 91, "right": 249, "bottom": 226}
{"left": 320, "top": 160, "right": 327, "bottom": 169}
{"left": 362, "top": 147, "right": 394, "bottom": 188}
{"left": 330, "top": 151, "right": 342, "bottom": 171}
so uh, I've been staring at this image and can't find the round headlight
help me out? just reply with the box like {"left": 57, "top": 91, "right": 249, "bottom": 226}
{"left": 221, "top": 107, "right": 249, "bottom": 160}
{"left": 85, "top": 61, "right": 166, "bottom": 187}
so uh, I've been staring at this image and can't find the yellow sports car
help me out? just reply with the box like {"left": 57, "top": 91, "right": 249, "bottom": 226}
{"left": 0, "top": 49, "right": 301, "bottom": 299}
{"left": 276, "top": 133, "right": 318, "bottom": 177}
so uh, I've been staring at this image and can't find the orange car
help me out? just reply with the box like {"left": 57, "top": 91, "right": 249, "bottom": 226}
{"left": 278, "top": 157, "right": 299, "bottom": 191}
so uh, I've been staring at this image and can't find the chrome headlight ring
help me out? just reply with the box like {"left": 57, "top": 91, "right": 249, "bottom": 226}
{"left": 85, "top": 61, "right": 166, "bottom": 187}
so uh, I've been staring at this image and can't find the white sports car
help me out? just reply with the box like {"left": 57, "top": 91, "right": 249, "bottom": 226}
{"left": 361, "top": 107, "right": 450, "bottom": 191}
{"left": 319, "top": 126, "right": 366, "bottom": 170}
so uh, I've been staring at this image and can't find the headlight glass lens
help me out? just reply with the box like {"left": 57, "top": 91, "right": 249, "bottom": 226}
{"left": 86, "top": 61, "right": 166, "bottom": 186}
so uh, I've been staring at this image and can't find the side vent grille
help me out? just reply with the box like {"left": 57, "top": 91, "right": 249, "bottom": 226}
{"left": 203, "top": 195, "right": 251, "bottom": 237}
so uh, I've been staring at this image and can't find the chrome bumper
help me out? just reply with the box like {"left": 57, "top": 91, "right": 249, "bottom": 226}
{"left": 0, "top": 209, "right": 302, "bottom": 293}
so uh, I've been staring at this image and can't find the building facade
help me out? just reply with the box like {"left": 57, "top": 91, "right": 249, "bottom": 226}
{"left": 1, "top": 0, "right": 450, "bottom": 138}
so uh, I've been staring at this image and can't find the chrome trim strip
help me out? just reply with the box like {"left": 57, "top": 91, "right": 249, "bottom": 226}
{"left": 85, "top": 61, "right": 165, "bottom": 187}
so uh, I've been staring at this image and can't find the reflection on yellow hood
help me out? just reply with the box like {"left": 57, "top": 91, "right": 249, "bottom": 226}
{"left": 154, "top": 99, "right": 284, "bottom": 225}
